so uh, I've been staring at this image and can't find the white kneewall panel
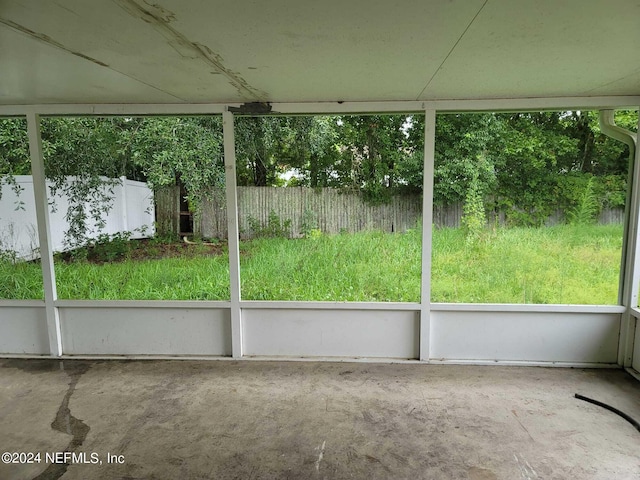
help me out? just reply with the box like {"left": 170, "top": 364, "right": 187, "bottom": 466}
{"left": 633, "top": 316, "right": 640, "bottom": 372}
{"left": 60, "top": 307, "right": 231, "bottom": 356}
{"left": 243, "top": 308, "right": 420, "bottom": 359}
{"left": 0, "top": 305, "right": 49, "bottom": 354}
{"left": 430, "top": 310, "right": 620, "bottom": 363}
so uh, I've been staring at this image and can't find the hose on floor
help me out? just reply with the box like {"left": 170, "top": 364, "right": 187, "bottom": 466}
{"left": 575, "top": 393, "right": 640, "bottom": 433}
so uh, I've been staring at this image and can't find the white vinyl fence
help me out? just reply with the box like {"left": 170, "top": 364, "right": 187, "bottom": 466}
{"left": 0, "top": 176, "right": 155, "bottom": 259}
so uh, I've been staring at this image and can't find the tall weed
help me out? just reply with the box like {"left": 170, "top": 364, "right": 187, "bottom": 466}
{"left": 567, "top": 177, "right": 599, "bottom": 226}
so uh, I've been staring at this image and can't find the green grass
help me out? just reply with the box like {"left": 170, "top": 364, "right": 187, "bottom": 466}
{"left": 55, "top": 255, "right": 231, "bottom": 300}
{"left": 431, "top": 224, "right": 622, "bottom": 304}
{"left": 0, "top": 258, "right": 45, "bottom": 299}
{"left": 240, "top": 229, "right": 422, "bottom": 301}
{"left": 0, "top": 224, "right": 624, "bottom": 304}
{"left": 0, "top": 252, "right": 231, "bottom": 301}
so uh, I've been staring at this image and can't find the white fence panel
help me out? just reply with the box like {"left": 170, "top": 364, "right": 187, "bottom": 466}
{"left": 0, "top": 176, "right": 155, "bottom": 259}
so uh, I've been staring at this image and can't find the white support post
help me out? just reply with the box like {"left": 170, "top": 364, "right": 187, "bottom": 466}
{"left": 420, "top": 109, "right": 436, "bottom": 361}
{"left": 223, "top": 111, "right": 243, "bottom": 358}
{"left": 620, "top": 113, "right": 640, "bottom": 367}
{"left": 26, "top": 113, "right": 62, "bottom": 357}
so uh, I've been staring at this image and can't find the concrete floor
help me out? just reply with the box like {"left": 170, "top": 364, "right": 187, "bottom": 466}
{"left": 0, "top": 360, "right": 639, "bottom": 480}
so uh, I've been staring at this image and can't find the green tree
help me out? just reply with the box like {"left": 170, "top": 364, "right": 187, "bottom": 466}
{"left": 126, "top": 116, "right": 225, "bottom": 211}
{"left": 490, "top": 112, "right": 578, "bottom": 225}
{"left": 2, "top": 108, "right": 636, "bottom": 244}
{"left": 41, "top": 117, "right": 130, "bottom": 247}
{"left": 234, "top": 117, "right": 290, "bottom": 186}
{"left": 1, "top": 116, "right": 226, "bottom": 247}
{"left": 0, "top": 118, "right": 31, "bottom": 209}
{"left": 276, "top": 116, "right": 340, "bottom": 188}
{"left": 432, "top": 113, "right": 498, "bottom": 206}
{"left": 334, "top": 115, "right": 411, "bottom": 203}
{"left": 461, "top": 167, "right": 488, "bottom": 240}
{"left": 580, "top": 110, "right": 637, "bottom": 176}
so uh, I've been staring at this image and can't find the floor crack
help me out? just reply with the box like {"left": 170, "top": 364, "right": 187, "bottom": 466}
{"left": 31, "top": 361, "right": 91, "bottom": 480}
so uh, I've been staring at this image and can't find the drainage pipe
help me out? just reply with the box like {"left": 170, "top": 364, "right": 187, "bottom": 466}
{"left": 599, "top": 110, "right": 637, "bottom": 151}
{"left": 599, "top": 110, "right": 636, "bottom": 305}
{"left": 599, "top": 109, "right": 638, "bottom": 366}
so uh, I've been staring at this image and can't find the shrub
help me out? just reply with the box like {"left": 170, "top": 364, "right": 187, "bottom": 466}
{"left": 300, "top": 209, "right": 319, "bottom": 237}
{"left": 65, "top": 231, "right": 133, "bottom": 263}
{"left": 567, "top": 177, "right": 599, "bottom": 226}
{"left": 246, "top": 210, "right": 292, "bottom": 238}
{"left": 461, "top": 175, "right": 487, "bottom": 241}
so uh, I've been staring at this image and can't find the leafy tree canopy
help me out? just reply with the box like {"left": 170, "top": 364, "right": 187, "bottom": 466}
{"left": 0, "top": 109, "right": 637, "bottom": 244}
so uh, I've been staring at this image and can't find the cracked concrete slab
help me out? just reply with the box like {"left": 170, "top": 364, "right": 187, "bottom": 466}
{"left": 0, "top": 360, "right": 639, "bottom": 479}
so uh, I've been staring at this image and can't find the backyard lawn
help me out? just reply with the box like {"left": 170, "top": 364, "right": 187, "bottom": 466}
{"left": 0, "top": 224, "right": 623, "bottom": 304}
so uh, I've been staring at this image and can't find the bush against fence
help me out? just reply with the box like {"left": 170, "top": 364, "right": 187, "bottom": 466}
{"left": 200, "top": 187, "right": 422, "bottom": 239}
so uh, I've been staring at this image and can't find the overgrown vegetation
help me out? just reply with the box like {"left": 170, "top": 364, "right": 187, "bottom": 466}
{"left": 461, "top": 168, "right": 488, "bottom": 241}
{"left": 0, "top": 225, "right": 622, "bottom": 305}
{"left": 299, "top": 209, "right": 320, "bottom": 237}
{"left": 430, "top": 224, "right": 621, "bottom": 304}
{"left": 1, "top": 110, "right": 636, "bottom": 248}
{"left": 566, "top": 177, "right": 599, "bottom": 226}
{"left": 60, "top": 231, "right": 134, "bottom": 263}
{"left": 245, "top": 210, "right": 292, "bottom": 238}
{"left": 1, "top": 116, "right": 225, "bottom": 248}
{"left": 2, "top": 107, "right": 635, "bottom": 313}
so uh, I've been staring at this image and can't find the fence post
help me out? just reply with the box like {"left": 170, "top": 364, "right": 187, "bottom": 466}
{"left": 27, "top": 113, "right": 62, "bottom": 357}
{"left": 120, "top": 176, "right": 129, "bottom": 233}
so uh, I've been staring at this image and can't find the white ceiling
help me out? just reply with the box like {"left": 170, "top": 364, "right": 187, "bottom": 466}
{"left": 1, "top": 0, "right": 640, "bottom": 106}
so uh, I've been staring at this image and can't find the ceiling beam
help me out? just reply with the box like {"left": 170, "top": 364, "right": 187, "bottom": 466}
{"left": 0, "top": 96, "right": 639, "bottom": 117}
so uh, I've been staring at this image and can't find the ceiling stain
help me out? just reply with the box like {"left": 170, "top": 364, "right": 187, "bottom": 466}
{"left": 0, "top": 16, "right": 185, "bottom": 101}
{"left": 141, "top": 0, "right": 176, "bottom": 23}
{"left": 0, "top": 17, "right": 109, "bottom": 68}
{"left": 52, "top": 1, "right": 81, "bottom": 18}
{"left": 114, "top": 0, "right": 267, "bottom": 101}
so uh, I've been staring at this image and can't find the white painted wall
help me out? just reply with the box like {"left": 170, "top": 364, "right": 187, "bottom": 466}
{"left": 0, "top": 176, "right": 155, "bottom": 259}
{"left": 0, "top": 304, "right": 49, "bottom": 355}
{"left": 633, "top": 317, "right": 640, "bottom": 372}
{"left": 430, "top": 309, "right": 621, "bottom": 364}
{"left": 242, "top": 308, "right": 419, "bottom": 359}
{"left": 0, "top": 300, "right": 626, "bottom": 364}
{"left": 59, "top": 305, "right": 231, "bottom": 356}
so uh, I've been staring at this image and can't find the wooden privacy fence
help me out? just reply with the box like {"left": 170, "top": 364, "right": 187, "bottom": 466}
{"left": 156, "top": 186, "right": 625, "bottom": 239}
{"left": 155, "top": 186, "right": 181, "bottom": 238}
{"left": 434, "top": 204, "right": 625, "bottom": 229}
{"left": 201, "top": 187, "right": 422, "bottom": 239}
